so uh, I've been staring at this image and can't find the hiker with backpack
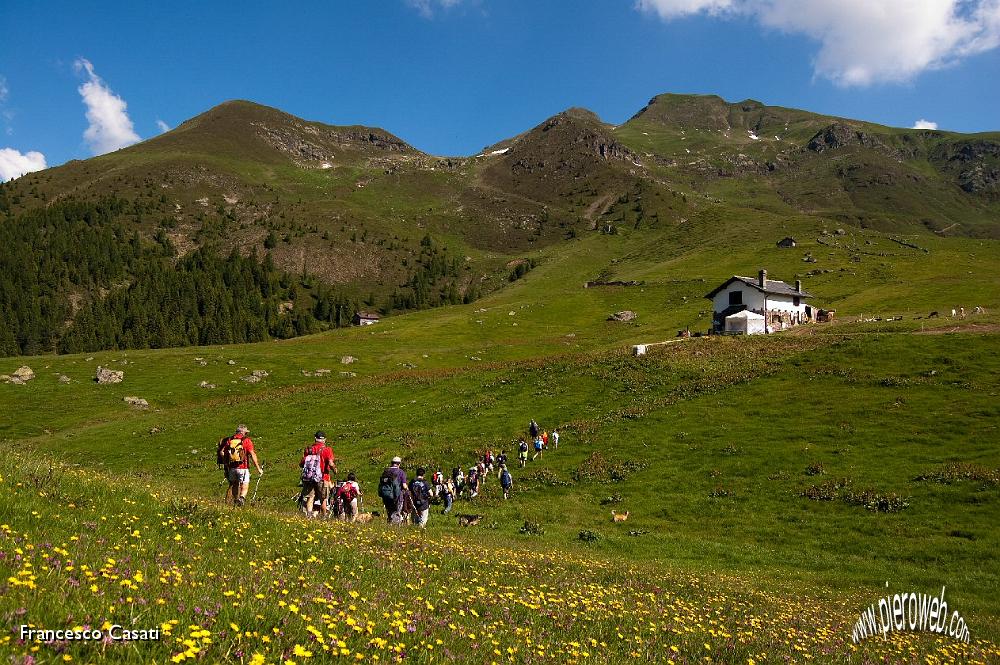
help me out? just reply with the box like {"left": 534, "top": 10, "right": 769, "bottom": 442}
{"left": 532, "top": 436, "right": 544, "bottom": 460}
{"left": 379, "top": 457, "right": 407, "bottom": 524}
{"left": 518, "top": 439, "right": 529, "bottom": 468}
{"left": 217, "top": 424, "right": 263, "bottom": 507}
{"left": 298, "top": 431, "right": 336, "bottom": 518}
{"left": 496, "top": 451, "right": 508, "bottom": 477}
{"left": 409, "top": 468, "right": 432, "bottom": 528}
{"left": 467, "top": 465, "right": 480, "bottom": 498}
{"left": 529, "top": 419, "right": 539, "bottom": 441}
{"left": 551, "top": 428, "right": 560, "bottom": 449}
{"left": 499, "top": 464, "right": 513, "bottom": 500}
{"left": 541, "top": 430, "right": 549, "bottom": 449}
{"left": 440, "top": 478, "right": 455, "bottom": 514}
{"left": 336, "top": 472, "right": 362, "bottom": 522}
{"left": 431, "top": 469, "right": 445, "bottom": 498}
{"left": 452, "top": 466, "right": 464, "bottom": 497}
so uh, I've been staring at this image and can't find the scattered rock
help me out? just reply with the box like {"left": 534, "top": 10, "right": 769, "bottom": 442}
{"left": 608, "top": 310, "right": 637, "bottom": 322}
{"left": 198, "top": 381, "right": 216, "bottom": 389}
{"left": 340, "top": 371, "right": 357, "bottom": 377}
{"left": 314, "top": 369, "right": 331, "bottom": 375}
{"left": 835, "top": 228, "right": 847, "bottom": 236}
{"left": 95, "top": 366, "right": 124, "bottom": 384}
{"left": 227, "top": 360, "right": 236, "bottom": 365}
{"left": 508, "top": 311, "right": 516, "bottom": 316}
{"left": 85, "top": 357, "right": 94, "bottom": 361}
{"left": 124, "top": 396, "right": 149, "bottom": 409}
{"left": 340, "top": 355, "right": 357, "bottom": 364}
{"left": 58, "top": 375, "right": 71, "bottom": 384}
{"left": 150, "top": 426, "right": 162, "bottom": 434}
{"left": 242, "top": 375, "right": 261, "bottom": 383}
{"left": 1, "top": 374, "right": 24, "bottom": 385}
{"left": 13, "top": 366, "right": 35, "bottom": 381}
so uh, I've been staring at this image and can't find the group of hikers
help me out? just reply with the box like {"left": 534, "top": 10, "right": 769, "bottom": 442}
{"left": 215, "top": 418, "right": 562, "bottom": 526}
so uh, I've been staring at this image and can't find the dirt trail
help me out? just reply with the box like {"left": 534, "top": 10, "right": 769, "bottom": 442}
{"left": 914, "top": 323, "right": 1000, "bottom": 335}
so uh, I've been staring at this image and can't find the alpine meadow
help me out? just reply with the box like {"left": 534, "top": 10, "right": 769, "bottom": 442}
{"left": 1, "top": 88, "right": 999, "bottom": 665}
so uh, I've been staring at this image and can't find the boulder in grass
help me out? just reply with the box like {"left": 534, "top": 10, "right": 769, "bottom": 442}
{"left": 13, "top": 366, "right": 35, "bottom": 381}
{"left": 124, "top": 396, "right": 149, "bottom": 409}
{"left": 340, "top": 356, "right": 357, "bottom": 365}
{"left": 95, "top": 366, "right": 124, "bottom": 384}
{"left": 608, "top": 310, "right": 637, "bottom": 322}
{"left": 58, "top": 375, "right": 71, "bottom": 384}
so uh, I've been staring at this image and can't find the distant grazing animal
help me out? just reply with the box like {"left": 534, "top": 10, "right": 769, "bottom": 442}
{"left": 457, "top": 514, "right": 483, "bottom": 527}
{"left": 974, "top": 306, "right": 986, "bottom": 315}
{"left": 928, "top": 311, "right": 939, "bottom": 318}
{"left": 611, "top": 511, "right": 630, "bottom": 522}
{"left": 952, "top": 308, "right": 957, "bottom": 317}
{"left": 960, "top": 307, "right": 966, "bottom": 318}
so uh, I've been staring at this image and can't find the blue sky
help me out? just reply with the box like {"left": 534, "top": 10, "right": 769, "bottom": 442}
{"left": 1, "top": 0, "right": 999, "bottom": 180}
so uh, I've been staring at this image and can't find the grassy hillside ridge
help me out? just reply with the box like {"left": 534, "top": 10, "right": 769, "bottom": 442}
{"left": 1, "top": 93, "right": 997, "bottom": 305}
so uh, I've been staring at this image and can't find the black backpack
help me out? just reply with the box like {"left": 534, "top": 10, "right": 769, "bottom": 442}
{"left": 379, "top": 470, "right": 401, "bottom": 501}
{"left": 410, "top": 479, "right": 430, "bottom": 511}
{"left": 410, "top": 479, "right": 431, "bottom": 511}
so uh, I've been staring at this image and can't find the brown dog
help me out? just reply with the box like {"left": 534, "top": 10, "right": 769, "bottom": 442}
{"left": 354, "top": 512, "right": 373, "bottom": 524}
{"left": 611, "top": 510, "right": 629, "bottom": 522}
{"left": 457, "top": 514, "right": 483, "bottom": 527}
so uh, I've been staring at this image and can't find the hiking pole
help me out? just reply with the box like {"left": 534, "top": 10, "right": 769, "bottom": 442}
{"left": 251, "top": 467, "right": 264, "bottom": 504}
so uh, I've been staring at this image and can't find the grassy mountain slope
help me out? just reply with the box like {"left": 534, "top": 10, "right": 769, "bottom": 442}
{"left": 1, "top": 256, "right": 999, "bottom": 663}
{"left": 2, "top": 169, "right": 1000, "bottom": 661}
{"left": 1, "top": 93, "right": 997, "bottom": 314}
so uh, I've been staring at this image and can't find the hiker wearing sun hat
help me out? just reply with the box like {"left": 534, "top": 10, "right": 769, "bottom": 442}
{"left": 298, "top": 431, "right": 335, "bottom": 518}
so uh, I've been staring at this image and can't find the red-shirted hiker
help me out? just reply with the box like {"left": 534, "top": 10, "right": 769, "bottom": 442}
{"left": 218, "top": 424, "right": 263, "bottom": 507}
{"left": 299, "top": 431, "right": 336, "bottom": 518}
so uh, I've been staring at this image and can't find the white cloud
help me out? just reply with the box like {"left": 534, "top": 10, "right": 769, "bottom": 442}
{"left": 912, "top": 119, "right": 939, "bottom": 130}
{"left": 406, "top": 0, "right": 464, "bottom": 18}
{"left": 73, "top": 58, "right": 141, "bottom": 155}
{"left": 638, "top": 0, "right": 1000, "bottom": 86}
{"left": 636, "top": 0, "right": 734, "bottom": 19}
{"left": 0, "top": 76, "right": 8, "bottom": 104}
{"left": 0, "top": 147, "right": 46, "bottom": 182}
{"left": 156, "top": 119, "right": 171, "bottom": 133}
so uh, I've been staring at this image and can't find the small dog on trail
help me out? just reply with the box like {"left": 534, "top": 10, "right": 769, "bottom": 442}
{"left": 611, "top": 510, "right": 630, "bottom": 522}
{"left": 354, "top": 512, "right": 374, "bottom": 524}
{"left": 457, "top": 514, "right": 483, "bottom": 527}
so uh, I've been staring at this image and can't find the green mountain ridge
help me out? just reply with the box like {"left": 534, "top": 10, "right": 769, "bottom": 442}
{"left": 1, "top": 92, "right": 998, "bottom": 356}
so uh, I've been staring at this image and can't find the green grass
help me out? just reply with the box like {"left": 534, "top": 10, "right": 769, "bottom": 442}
{"left": 2, "top": 327, "right": 999, "bottom": 663}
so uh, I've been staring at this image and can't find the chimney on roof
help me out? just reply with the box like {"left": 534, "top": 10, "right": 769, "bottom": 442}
{"left": 795, "top": 280, "right": 802, "bottom": 293}
{"left": 759, "top": 269, "right": 767, "bottom": 288}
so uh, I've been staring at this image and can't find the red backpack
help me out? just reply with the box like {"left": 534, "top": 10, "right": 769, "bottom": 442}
{"left": 337, "top": 482, "right": 358, "bottom": 501}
